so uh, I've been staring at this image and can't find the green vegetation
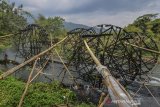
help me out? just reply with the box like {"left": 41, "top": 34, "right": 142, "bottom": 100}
{"left": 0, "top": 73, "right": 95, "bottom": 107}
{"left": 125, "top": 13, "right": 160, "bottom": 44}
{"left": 0, "top": 36, "right": 12, "bottom": 52}
{"left": 36, "top": 14, "right": 66, "bottom": 39}
{"left": 0, "top": 0, "right": 31, "bottom": 51}
{"left": 0, "top": 0, "right": 32, "bottom": 35}
{"left": 0, "top": 0, "right": 66, "bottom": 52}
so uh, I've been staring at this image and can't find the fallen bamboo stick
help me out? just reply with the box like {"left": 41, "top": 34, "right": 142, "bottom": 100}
{"left": 55, "top": 49, "right": 78, "bottom": 85}
{"left": 99, "top": 94, "right": 109, "bottom": 107}
{"left": 29, "top": 55, "right": 51, "bottom": 83}
{"left": 18, "top": 58, "right": 38, "bottom": 107}
{"left": 0, "top": 37, "right": 67, "bottom": 80}
{"left": 148, "top": 76, "right": 160, "bottom": 83}
{"left": 98, "top": 92, "right": 106, "bottom": 107}
{"left": 84, "top": 40, "right": 137, "bottom": 107}
{"left": 144, "top": 84, "right": 160, "bottom": 106}
{"left": 124, "top": 42, "right": 160, "bottom": 54}
{"left": 0, "top": 34, "right": 14, "bottom": 38}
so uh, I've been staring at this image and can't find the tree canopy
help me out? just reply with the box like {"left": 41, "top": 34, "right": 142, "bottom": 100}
{"left": 0, "top": 0, "right": 34, "bottom": 35}
{"left": 125, "top": 13, "right": 160, "bottom": 40}
{"left": 36, "top": 14, "right": 66, "bottom": 38}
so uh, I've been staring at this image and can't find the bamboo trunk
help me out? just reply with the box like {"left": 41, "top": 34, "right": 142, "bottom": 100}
{"left": 84, "top": 40, "right": 137, "bottom": 107}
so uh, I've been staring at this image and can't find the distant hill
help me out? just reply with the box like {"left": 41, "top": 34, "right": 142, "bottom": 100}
{"left": 63, "top": 22, "right": 90, "bottom": 31}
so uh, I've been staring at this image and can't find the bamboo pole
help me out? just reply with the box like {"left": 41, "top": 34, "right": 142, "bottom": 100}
{"left": 54, "top": 49, "right": 78, "bottom": 85}
{"left": 144, "top": 84, "right": 160, "bottom": 106}
{"left": 149, "top": 76, "right": 160, "bottom": 82}
{"left": 137, "top": 79, "right": 160, "bottom": 106}
{"left": 18, "top": 58, "right": 38, "bottom": 107}
{"left": 50, "top": 33, "right": 55, "bottom": 80}
{"left": 84, "top": 40, "right": 137, "bottom": 107}
{"left": 0, "top": 37, "right": 67, "bottom": 80}
{"left": 29, "top": 55, "right": 51, "bottom": 83}
{"left": 99, "top": 94, "right": 109, "bottom": 107}
{"left": 0, "top": 34, "right": 14, "bottom": 38}
{"left": 124, "top": 42, "right": 160, "bottom": 54}
{"left": 98, "top": 92, "right": 106, "bottom": 107}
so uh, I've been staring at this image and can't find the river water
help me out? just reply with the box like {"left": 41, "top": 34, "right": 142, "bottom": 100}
{"left": 0, "top": 48, "right": 86, "bottom": 85}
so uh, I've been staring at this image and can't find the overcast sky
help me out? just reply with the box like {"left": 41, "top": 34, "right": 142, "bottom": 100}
{"left": 9, "top": 0, "right": 160, "bottom": 27}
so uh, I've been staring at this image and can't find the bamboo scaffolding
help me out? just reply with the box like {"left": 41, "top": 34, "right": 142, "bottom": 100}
{"left": 84, "top": 40, "right": 137, "bottom": 107}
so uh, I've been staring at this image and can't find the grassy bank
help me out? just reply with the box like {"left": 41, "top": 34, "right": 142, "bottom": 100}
{"left": 0, "top": 72, "right": 95, "bottom": 107}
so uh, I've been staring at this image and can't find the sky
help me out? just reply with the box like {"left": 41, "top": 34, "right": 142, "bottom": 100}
{"left": 9, "top": 0, "right": 160, "bottom": 27}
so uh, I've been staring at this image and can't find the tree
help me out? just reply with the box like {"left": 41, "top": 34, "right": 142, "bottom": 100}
{"left": 133, "top": 13, "right": 158, "bottom": 34}
{"left": 125, "top": 13, "right": 160, "bottom": 48}
{"left": 151, "top": 19, "right": 160, "bottom": 35}
{"left": 0, "top": 0, "right": 34, "bottom": 52}
{"left": 36, "top": 14, "right": 66, "bottom": 38}
{"left": 0, "top": 0, "right": 33, "bottom": 35}
{"left": 124, "top": 24, "right": 142, "bottom": 33}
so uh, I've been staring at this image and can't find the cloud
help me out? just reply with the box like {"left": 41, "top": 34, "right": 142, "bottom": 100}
{"left": 9, "top": 0, "right": 160, "bottom": 26}
{"left": 65, "top": 10, "right": 159, "bottom": 27}
{"left": 10, "top": 0, "right": 156, "bottom": 14}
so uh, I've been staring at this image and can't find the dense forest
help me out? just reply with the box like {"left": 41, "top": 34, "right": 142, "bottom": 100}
{"left": 0, "top": 0, "right": 160, "bottom": 107}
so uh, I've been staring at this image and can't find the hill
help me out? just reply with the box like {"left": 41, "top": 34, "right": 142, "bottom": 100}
{"left": 63, "top": 22, "right": 90, "bottom": 31}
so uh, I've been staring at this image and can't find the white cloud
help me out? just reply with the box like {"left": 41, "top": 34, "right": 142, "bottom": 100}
{"left": 65, "top": 9, "right": 160, "bottom": 27}
{"left": 12, "top": 0, "right": 92, "bottom": 12}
